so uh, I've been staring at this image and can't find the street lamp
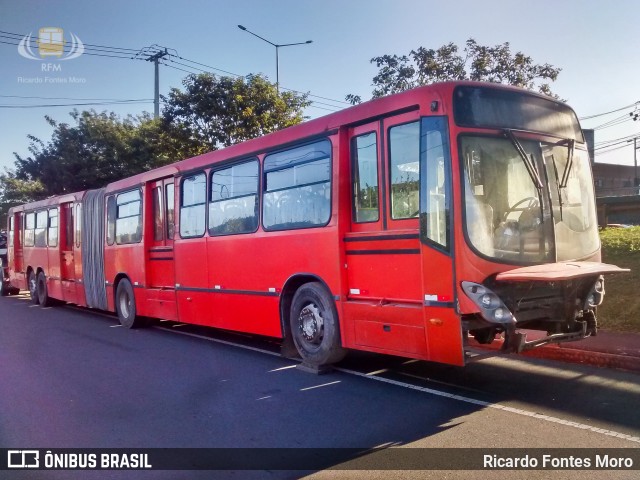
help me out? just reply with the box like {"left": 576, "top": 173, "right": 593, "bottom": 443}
{"left": 237, "top": 25, "right": 312, "bottom": 93}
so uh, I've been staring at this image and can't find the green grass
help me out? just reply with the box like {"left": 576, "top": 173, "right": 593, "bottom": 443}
{"left": 598, "top": 227, "right": 640, "bottom": 332}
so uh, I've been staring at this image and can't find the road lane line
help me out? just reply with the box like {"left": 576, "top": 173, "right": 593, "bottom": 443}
{"left": 53, "top": 304, "right": 639, "bottom": 447}
{"left": 153, "top": 326, "right": 282, "bottom": 357}
{"left": 335, "top": 366, "right": 640, "bottom": 445}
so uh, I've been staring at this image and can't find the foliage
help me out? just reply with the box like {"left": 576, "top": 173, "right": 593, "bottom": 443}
{"left": 162, "top": 73, "right": 311, "bottom": 151}
{"left": 349, "top": 38, "right": 562, "bottom": 103}
{"left": 598, "top": 227, "right": 640, "bottom": 332}
{"left": 1, "top": 73, "right": 309, "bottom": 213}
{"left": 599, "top": 226, "right": 640, "bottom": 255}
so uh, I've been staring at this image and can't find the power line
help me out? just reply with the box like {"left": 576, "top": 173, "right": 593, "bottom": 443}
{"left": 0, "top": 30, "right": 139, "bottom": 53}
{"left": 580, "top": 102, "right": 639, "bottom": 121}
{"left": 2, "top": 29, "right": 350, "bottom": 112}
{"left": 0, "top": 40, "right": 136, "bottom": 59}
{"left": 0, "top": 100, "right": 154, "bottom": 108}
{"left": 0, "top": 94, "right": 153, "bottom": 101}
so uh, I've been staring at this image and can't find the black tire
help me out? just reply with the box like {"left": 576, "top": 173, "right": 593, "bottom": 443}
{"left": 37, "top": 271, "right": 52, "bottom": 307}
{"left": 28, "top": 271, "right": 39, "bottom": 305}
{"left": 290, "top": 282, "right": 346, "bottom": 366}
{"left": 115, "top": 279, "right": 143, "bottom": 328}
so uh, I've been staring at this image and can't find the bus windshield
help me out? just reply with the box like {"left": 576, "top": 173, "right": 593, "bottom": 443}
{"left": 461, "top": 135, "right": 599, "bottom": 263}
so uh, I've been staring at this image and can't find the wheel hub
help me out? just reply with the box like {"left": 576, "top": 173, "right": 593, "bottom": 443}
{"left": 299, "top": 303, "right": 323, "bottom": 343}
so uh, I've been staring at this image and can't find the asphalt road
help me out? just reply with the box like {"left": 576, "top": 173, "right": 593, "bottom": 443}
{"left": 1, "top": 293, "right": 639, "bottom": 480}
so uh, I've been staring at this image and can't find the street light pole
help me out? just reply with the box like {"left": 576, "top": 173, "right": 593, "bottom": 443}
{"left": 237, "top": 25, "right": 312, "bottom": 93}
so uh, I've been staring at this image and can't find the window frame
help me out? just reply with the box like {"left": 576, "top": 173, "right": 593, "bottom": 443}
{"left": 115, "top": 188, "right": 143, "bottom": 245}
{"left": 106, "top": 195, "right": 116, "bottom": 246}
{"left": 419, "top": 116, "right": 452, "bottom": 253}
{"left": 35, "top": 210, "right": 48, "bottom": 248}
{"left": 208, "top": 158, "right": 260, "bottom": 237}
{"left": 8, "top": 216, "right": 14, "bottom": 247}
{"left": 166, "top": 182, "right": 175, "bottom": 240}
{"left": 262, "top": 138, "right": 333, "bottom": 232}
{"left": 47, "top": 207, "right": 58, "bottom": 248}
{"left": 387, "top": 120, "right": 421, "bottom": 221}
{"left": 179, "top": 172, "right": 207, "bottom": 239}
{"left": 351, "top": 131, "right": 380, "bottom": 224}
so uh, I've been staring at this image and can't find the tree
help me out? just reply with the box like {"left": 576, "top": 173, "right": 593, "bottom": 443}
{"left": 162, "top": 73, "right": 311, "bottom": 151}
{"left": 2, "top": 72, "right": 310, "bottom": 210}
{"left": 349, "top": 38, "right": 562, "bottom": 103}
{"left": 11, "top": 111, "right": 168, "bottom": 197}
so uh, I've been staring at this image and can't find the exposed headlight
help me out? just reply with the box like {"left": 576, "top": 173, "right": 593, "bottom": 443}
{"left": 461, "top": 281, "right": 515, "bottom": 324}
{"left": 584, "top": 276, "right": 605, "bottom": 309}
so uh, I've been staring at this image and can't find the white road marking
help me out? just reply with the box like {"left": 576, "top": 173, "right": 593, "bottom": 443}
{"left": 35, "top": 302, "right": 640, "bottom": 446}
{"left": 300, "top": 381, "right": 341, "bottom": 391}
{"left": 335, "top": 366, "right": 640, "bottom": 445}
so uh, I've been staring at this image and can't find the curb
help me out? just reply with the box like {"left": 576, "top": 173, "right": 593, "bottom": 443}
{"left": 521, "top": 344, "right": 640, "bottom": 373}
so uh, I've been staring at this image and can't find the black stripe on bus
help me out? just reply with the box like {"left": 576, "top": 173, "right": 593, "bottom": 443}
{"left": 176, "top": 286, "right": 280, "bottom": 297}
{"left": 344, "top": 233, "right": 419, "bottom": 242}
{"left": 345, "top": 249, "right": 420, "bottom": 255}
{"left": 149, "top": 257, "right": 174, "bottom": 261}
{"left": 424, "top": 301, "right": 455, "bottom": 308}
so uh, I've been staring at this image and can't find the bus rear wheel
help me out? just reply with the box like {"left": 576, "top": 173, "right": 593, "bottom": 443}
{"left": 37, "top": 272, "right": 52, "bottom": 307}
{"left": 28, "top": 271, "right": 39, "bottom": 305}
{"left": 115, "top": 279, "right": 144, "bottom": 328}
{"left": 290, "top": 282, "right": 346, "bottom": 367}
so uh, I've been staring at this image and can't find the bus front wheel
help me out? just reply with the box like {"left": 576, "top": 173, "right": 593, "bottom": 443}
{"left": 290, "top": 282, "right": 346, "bottom": 367}
{"left": 115, "top": 279, "right": 144, "bottom": 328}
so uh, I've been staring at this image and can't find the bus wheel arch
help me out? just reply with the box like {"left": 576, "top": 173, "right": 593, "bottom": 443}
{"left": 283, "top": 276, "right": 346, "bottom": 367}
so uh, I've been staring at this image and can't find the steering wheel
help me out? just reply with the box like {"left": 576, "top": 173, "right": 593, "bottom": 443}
{"left": 503, "top": 197, "right": 539, "bottom": 222}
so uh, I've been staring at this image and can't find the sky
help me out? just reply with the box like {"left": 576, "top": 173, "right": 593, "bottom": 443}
{"left": 1, "top": 0, "right": 640, "bottom": 174}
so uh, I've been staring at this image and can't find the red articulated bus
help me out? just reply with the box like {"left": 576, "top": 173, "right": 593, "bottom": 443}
{"left": 1, "top": 81, "right": 627, "bottom": 368}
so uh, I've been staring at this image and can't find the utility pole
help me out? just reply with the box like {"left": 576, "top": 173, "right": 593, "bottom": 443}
{"left": 627, "top": 137, "right": 640, "bottom": 188}
{"left": 145, "top": 48, "right": 168, "bottom": 118}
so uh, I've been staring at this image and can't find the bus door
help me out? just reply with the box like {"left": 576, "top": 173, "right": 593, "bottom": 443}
{"left": 11, "top": 213, "right": 24, "bottom": 280}
{"left": 60, "top": 202, "right": 77, "bottom": 302}
{"left": 344, "top": 113, "right": 462, "bottom": 364}
{"left": 146, "top": 178, "right": 177, "bottom": 320}
{"left": 344, "top": 113, "right": 427, "bottom": 358}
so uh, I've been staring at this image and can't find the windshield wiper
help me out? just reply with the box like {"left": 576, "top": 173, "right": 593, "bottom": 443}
{"left": 504, "top": 129, "right": 543, "bottom": 190}
{"left": 559, "top": 139, "right": 575, "bottom": 188}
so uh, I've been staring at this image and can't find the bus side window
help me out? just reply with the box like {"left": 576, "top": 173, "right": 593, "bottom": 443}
{"left": 180, "top": 173, "right": 206, "bottom": 238}
{"left": 65, "top": 205, "right": 74, "bottom": 250}
{"left": 75, "top": 204, "right": 82, "bottom": 248}
{"left": 209, "top": 159, "right": 259, "bottom": 236}
{"left": 352, "top": 132, "right": 379, "bottom": 223}
{"left": 8, "top": 216, "right": 14, "bottom": 247}
{"left": 153, "top": 187, "right": 163, "bottom": 241}
{"left": 166, "top": 183, "right": 175, "bottom": 240}
{"left": 421, "top": 116, "right": 451, "bottom": 250}
{"left": 389, "top": 122, "right": 420, "bottom": 220}
{"left": 263, "top": 140, "right": 332, "bottom": 230}
{"left": 116, "top": 190, "right": 142, "bottom": 244}
{"left": 48, "top": 208, "right": 58, "bottom": 247}
{"left": 106, "top": 196, "right": 116, "bottom": 245}
{"left": 35, "top": 210, "right": 47, "bottom": 247}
